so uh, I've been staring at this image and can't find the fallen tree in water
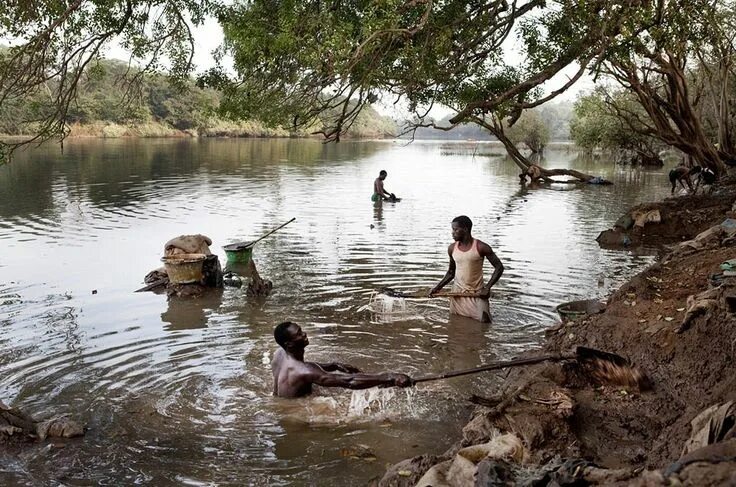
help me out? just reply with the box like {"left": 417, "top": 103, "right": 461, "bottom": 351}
{"left": 468, "top": 115, "right": 609, "bottom": 185}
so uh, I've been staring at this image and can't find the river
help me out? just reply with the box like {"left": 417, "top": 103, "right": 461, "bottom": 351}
{"left": 0, "top": 138, "right": 671, "bottom": 485}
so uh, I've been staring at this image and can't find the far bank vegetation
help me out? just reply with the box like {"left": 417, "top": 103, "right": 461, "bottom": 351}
{"left": 0, "top": 59, "right": 397, "bottom": 140}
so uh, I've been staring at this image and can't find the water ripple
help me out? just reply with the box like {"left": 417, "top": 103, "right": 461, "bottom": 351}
{"left": 0, "top": 139, "right": 670, "bottom": 485}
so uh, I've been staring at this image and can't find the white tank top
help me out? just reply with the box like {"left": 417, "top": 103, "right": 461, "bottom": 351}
{"left": 452, "top": 239, "right": 484, "bottom": 292}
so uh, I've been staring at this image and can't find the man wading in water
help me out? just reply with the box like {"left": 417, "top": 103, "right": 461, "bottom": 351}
{"left": 429, "top": 216, "right": 504, "bottom": 323}
{"left": 372, "top": 170, "right": 395, "bottom": 202}
{"left": 271, "top": 322, "right": 414, "bottom": 398}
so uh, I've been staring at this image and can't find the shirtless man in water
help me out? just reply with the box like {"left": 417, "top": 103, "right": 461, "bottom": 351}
{"left": 372, "top": 170, "right": 395, "bottom": 202}
{"left": 271, "top": 321, "right": 414, "bottom": 398}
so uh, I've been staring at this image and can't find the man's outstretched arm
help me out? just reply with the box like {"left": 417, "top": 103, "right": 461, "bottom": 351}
{"left": 304, "top": 363, "right": 413, "bottom": 390}
{"left": 314, "top": 362, "right": 362, "bottom": 373}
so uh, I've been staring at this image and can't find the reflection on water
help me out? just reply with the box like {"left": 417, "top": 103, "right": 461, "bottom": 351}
{"left": 161, "top": 291, "right": 224, "bottom": 331}
{"left": 0, "top": 139, "right": 671, "bottom": 485}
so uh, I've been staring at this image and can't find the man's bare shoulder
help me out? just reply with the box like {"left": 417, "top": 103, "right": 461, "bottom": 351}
{"left": 475, "top": 239, "right": 496, "bottom": 254}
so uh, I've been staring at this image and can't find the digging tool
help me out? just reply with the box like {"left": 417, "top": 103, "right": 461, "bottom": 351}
{"left": 413, "top": 346, "right": 652, "bottom": 390}
{"left": 377, "top": 287, "right": 486, "bottom": 299}
{"left": 225, "top": 217, "right": 296, "bottom": 251}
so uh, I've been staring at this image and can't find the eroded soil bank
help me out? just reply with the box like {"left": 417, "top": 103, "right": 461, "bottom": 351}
{"left": 377, "top": 179, "right": 736, "bottom": 486}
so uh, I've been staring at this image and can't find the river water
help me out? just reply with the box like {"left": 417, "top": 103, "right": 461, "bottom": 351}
{"left": 0, "top": 138, "right": 670, "bottom": 485}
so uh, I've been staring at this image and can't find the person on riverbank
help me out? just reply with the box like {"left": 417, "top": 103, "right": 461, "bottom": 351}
{"left": 372, "top": 170, "right": 396, "bottom": 202}
{"left": 695, "top": 166, "right": 716, "bottom": 194}
{"left": 429, "top": 216, "right": 504, "bottom": 323}
{"left": 669, "top": 165, "right": 701, "bottom": 194}
{"left": 271, "top": 321, "right": 414, "bottom": 398}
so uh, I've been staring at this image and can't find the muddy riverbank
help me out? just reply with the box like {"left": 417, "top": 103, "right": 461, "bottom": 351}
{"left": 378, "top": 178, "right": 736, "bottom": 486}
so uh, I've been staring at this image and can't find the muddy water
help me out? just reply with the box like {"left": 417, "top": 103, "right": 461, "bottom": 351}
{"left": 0, "top": 139, "right": 670, "bottom": 485}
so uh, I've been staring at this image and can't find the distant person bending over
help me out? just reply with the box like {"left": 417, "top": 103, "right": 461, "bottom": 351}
{"left": 669, "top": 165, "right": 700, "bottom": 194}
{"left": 429, "top": 216, "right": 504, "bottom": 323}
{"left": 271, "top": 321, "right": 413, "bottom": 398}
{"left": 372, "top": 170, "right": 396, "bottom": 202}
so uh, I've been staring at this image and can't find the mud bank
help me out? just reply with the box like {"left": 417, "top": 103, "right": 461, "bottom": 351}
{"left": 377, "top": 179, "right": 736, "bottom": 486}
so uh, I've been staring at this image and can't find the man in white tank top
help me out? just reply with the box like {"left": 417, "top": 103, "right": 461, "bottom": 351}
{"left": 429, "top": 216, "right": 504, "bottom": 323}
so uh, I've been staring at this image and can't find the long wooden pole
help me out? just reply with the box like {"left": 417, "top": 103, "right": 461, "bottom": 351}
{"left": 414, "top": 354, "right": 571, "bottom": 383}
{"left": 248, "top": 217, "right": 296, "bottom": 247}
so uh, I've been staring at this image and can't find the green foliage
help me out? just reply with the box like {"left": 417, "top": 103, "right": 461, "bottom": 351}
{"left": 210, "top": 0, "right": 682, "bottom": 144}
{"left": 0, "top": 57, "right": 396, "bottom": 138}
{"left": 569, "top": 88, "right": 660, "bottom": 157}
{"left": 147, "top": 74, "right": 219, "bottom": 130}
{"left": 210, "top": 0, "right": 568, "bottom": 137}
{"left": 0, "top": 0, "right": 224, "bottom": 160}
{"left": 505, "top": 110, "right": 550, "bottom": 153}
{"left": 569, "top": 92, "right": 611, "bottom": 151}
{"left": 3, "top": 0, "right": 731, "bottom": 171}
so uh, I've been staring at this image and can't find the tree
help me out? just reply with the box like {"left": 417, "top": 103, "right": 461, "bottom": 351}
{"left": 591, "top": 0, "right": 735, "bottom": 174}
{"left": 570, "top": 87, "right": 664, "bottom": 165}
{"left": 4, "top": 0, "right": 734, "bottom": 179}
{"left": 506, "top": 110, "right": 549, "bottom": 153}
{"left": 0, "top": 0, "right": 220, "bottom": 161}
{"left": 209, "top": 0, "right": 736, "bottom": 178}
{"left": 205, "top": 1, "right": 659, "bottom": 183}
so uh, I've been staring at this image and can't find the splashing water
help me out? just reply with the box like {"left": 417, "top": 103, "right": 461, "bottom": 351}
{"left": 360, "top": 291, "right": 409, "bottom": 316}
{"left": 348, "top": 388, "right": 398, "bottom": 416}
{"left": 347, "top": 387, "right": 427, "bottom": 419}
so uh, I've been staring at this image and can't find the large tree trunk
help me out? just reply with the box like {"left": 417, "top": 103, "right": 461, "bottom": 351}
{"left": 608, "top": 53, "right": 727, "bottom": 175}
{"left": 717, "top": 55, "right": 735, "bottom": 156}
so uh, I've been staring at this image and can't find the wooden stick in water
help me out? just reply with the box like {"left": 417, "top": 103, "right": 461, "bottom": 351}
{"left": 378, "top": 287, "right": 485, "bottom": 299}
{"left": 134, "top": 278, "right": 168, "bottom": 292}
{"left": 248, "top": 217, "right": 296, "bottom": 247}
{"left": 226, "top": 218, "right": 297, "bottom": 250}
{"left": 414, "top": 354, "right": 570, "bottom": 383}
{"left": 413, "top": 346, "right": 652, "bottom": 391}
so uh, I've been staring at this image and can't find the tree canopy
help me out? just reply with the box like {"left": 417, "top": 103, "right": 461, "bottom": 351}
{"left": 0, "top": 0, "right": 219, "bottom": 156}
{"left": 207, "top": 0, "right": 607, "bottom": 142}
{"left": 206, "top": 0, "right": 736, "bottom": 174}
{"left": 3, "top": 0, "right": 736, "bottom": 174}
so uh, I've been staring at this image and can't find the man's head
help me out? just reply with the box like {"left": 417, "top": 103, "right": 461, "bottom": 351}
{"left": 379, "top": 170, "right": 387, "bottom": 180}
{"left": 451, "top": 215, "right": 473, "bottom": 241}
{"left": 274, "top": 321, "right": 309, "bottom": 351}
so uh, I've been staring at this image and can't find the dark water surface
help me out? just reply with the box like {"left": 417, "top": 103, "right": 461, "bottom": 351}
{"left": 0, "top": 139, "right": 670, "bottom": 485}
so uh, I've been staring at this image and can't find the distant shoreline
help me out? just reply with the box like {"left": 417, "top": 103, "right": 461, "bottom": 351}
{"left": 0, "top": 121, "right": 397, "bottom": 141}
{"left": 0, "top": 127, "right": 577, "bottom": 150}
{"left": 0, "top": 123, "right": 576, "bottom": 148}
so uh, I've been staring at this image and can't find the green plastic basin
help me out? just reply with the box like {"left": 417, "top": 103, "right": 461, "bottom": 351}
{"left": 223, "top": 243, "right": 253, "bottom": 265}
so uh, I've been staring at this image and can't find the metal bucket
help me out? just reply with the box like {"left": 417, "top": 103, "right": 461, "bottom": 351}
{"left": 555, "top": 299, "right": 606, "bottom": 322}
{"left": 161, "top": 253, "right": 207, "bottom": 284}
{"left": 223, "top": 242, "right": 253, "bottom": 265}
